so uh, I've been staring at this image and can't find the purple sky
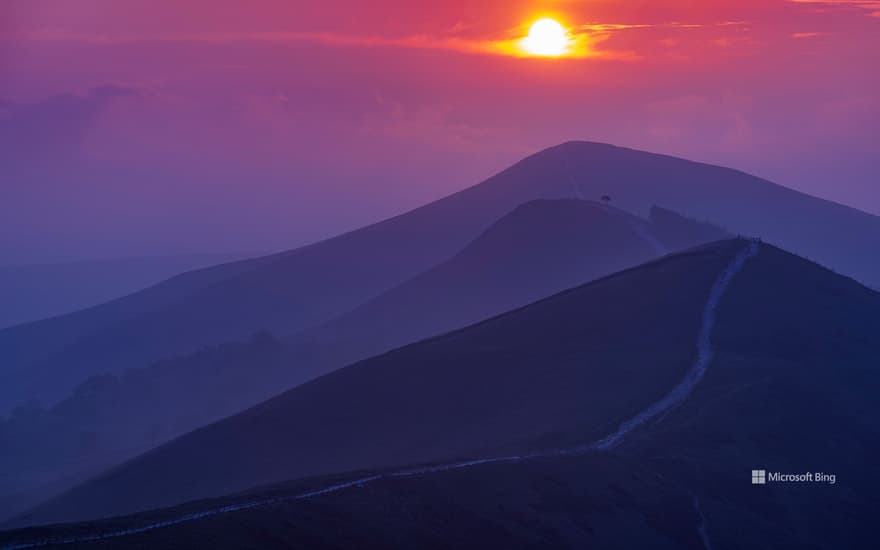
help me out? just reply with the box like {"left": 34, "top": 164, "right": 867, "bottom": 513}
{"left": 1, "top": 0, "right": 878, "bottom": 264}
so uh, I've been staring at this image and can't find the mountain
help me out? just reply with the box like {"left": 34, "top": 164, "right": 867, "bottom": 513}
{"left": 551, "top": 142, "right": 880, "bottom": 283}
{"left": 0, "top": 254, "right": 281, "bottom": 413}
{"left": 289, "top": 199, "right": 727, "bottom": 372}
{"left": 12, "top": 239, "right": 741, "bottom": 525}
{"left": 0, "top": 141, "right": 579, "bottom": 413}
{"left": 5, "top": 239, "right": 878, "bottom": 549}
{"left": 3, "top": 141, "right": 878, "bottom": 416}
{"left": 0, "top": 254, "right": 253, "bottom": 330}
{"left": 0, "top": 200, "right": 726, "bottom": 523}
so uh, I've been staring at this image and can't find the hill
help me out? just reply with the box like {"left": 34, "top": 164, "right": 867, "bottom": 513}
{"left": 0, "top": 254, "right": 250, "bottom": 330}
{"left": 10, "top": 240, "right": 754, "bottom": 524}
{"left": 5, "top": 239, "right": 878, "bottom": 548}
{"left": 0, "top": 200, "right": 724, "bottom": 523}
{"left": 3, "top": 141, "right": 877, "bottom": 416}
{"left": 551, "top": 141, "right": 880, "bottom": 283}
{"left": 0, "top": 255, "right": 278, "bottom": 413}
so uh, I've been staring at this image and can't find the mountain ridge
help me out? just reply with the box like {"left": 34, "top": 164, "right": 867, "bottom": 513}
{"left": 6, "top": 237, "right": 879, "bottom": 550}
{"left": 0, "top": 198, "right": 726, "bottom": 523}
{"left": 8, "top": 239, "right": 756, "bottom": 525}
{"left": 4, "top": 141, "right": 878, "bottom": 416}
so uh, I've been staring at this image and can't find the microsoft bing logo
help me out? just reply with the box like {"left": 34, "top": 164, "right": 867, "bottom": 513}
{"left": 752, "top": 470, "right": 767, "bottom": 485}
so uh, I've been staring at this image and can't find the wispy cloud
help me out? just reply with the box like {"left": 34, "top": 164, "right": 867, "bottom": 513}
{"left": 791, "top": 31, "right": 830, "bottom": 38}
{"left": 9, "top": 28, "right": 618, "bottom": 59}
{"left": 790, "top": 0, "right": 880, "bottom": 17}
{"left": 9, "top": 20, "right": 748, "bottom": 61}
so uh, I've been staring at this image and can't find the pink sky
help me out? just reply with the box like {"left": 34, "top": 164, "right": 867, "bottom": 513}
{"left": 1, "top": 0, "right": 878, "bottom": 263}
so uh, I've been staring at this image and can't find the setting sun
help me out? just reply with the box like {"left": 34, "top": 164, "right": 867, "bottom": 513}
{"left": 523, "top": 18, "right": 570, "bottom": 56}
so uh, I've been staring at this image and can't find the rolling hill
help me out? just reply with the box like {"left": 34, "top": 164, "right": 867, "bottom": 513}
{"left": 0, "top": 255, "right": 279, "bottom": 413}
{"left": 2, "top": 141, "right": 878, "bottom": 418}
{"left": 4, "top": 238, "right": 878, "bottom": 549}
{"left": 7, "top": 240, "right": 757, "bottom": 525}
{"left": 0, "top": 200, "right": 725, "bottom": 523}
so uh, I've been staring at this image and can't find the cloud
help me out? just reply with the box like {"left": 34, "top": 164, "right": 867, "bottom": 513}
{"left": 791, "top": 31, "right": 830, "bottom": 38}
{"left": 10, "top": 20, "right": 746, "bottom": 62}
{"left": 1, "top": 85, "right": 138, "bottom": 174}
{"left": 14, "top": 28, "right": 618, "bottom": 59}
{"left": 640, "top": 93, "right": 756, "bottom": 153}
{"left": 359, "top": 96, "right": 531, "bottom": 155}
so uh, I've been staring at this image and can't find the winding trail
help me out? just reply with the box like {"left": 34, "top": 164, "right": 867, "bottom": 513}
{"left": 691, "top": 492, "right": 714, "bottom": 550}
{"left": 590, "top": 241, "right": 759, "bottom": 450}
{"left": 1, "top": 242, "right": 759, "bottom": 550}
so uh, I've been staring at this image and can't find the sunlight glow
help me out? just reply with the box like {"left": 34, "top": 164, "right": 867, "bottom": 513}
{"left": 523, "top": 18, "right": 570, "bottom": 57}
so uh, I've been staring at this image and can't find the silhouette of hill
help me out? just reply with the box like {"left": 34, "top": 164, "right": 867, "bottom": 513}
{"left": 0, "top": 199, "right": 725, "bottom": 523}
{"left": 3, "top": 142, "right": 876, "bottom": 417}
{"left": 5, "top": 239, "right": 878, "bottom": 550}
{"left": 0, "top": 255, "right": 279, "bottom": 412}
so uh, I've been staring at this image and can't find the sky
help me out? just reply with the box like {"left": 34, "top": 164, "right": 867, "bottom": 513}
{"left": 1, "top": 0, "right": 878, "bottom": 264}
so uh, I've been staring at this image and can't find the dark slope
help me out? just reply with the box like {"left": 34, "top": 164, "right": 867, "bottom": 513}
{"left": 14, "top": 241, "right": 748, "bottom": 526}
{"left": 5, "top": 241, "right": 879, "bottom": 548}
{"left": 4, "top": 141, "right": 877, "bottom": 416}
{"left": 0, "top": 455, "right": 706, "bottom": 550}
{"left": 0, "top": 200, "right": 727, "bottom": 524}
{"left": 618, "top": 243, "right": 880, "bottom": 548}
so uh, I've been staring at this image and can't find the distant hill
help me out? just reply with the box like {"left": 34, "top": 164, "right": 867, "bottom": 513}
{"left": 0, "top": 254, "right": 258, "bottom": 330}
{"left": 5, "top": 239, "right": 878, "bottom": 549}
{"left": 2, "top": 141, "right": 877, "bottom": 417}
{"left": 0, "top": 199, "right": 725, "bottom": 523}
{"left": 0, "top": 254, "right": 282, "bottom": 412}
{"left": 0, "top": 143, "right": 579, "bottom": 413}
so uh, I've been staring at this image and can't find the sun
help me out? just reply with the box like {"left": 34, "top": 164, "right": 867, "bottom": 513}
{"left": 523, "top": 18, "right": 570, "bottom": 57}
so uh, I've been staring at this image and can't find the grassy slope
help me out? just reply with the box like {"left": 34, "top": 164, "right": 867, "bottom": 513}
{"left": 4, "top": 242, "right": 879, "bottom": 548}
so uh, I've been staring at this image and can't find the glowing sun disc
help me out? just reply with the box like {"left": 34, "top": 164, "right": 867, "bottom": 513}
{"left": 524, "top": 18, "right": 569, "bottom": 56}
